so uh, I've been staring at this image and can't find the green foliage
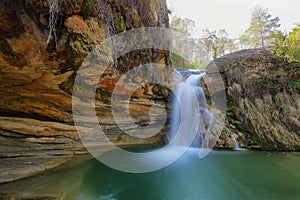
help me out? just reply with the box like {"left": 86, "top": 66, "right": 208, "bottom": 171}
{"left": 171, "top": 16, "right": 195, "bottom": 37}
{"left": 170, "top": 15, "right": 240, "bottom": 68}
{"left": 275, "top": 26, "right": 300, "bottom": 62}
{"left": 288, "top": 80, "right": 300, "bottom": 91}
{"left": 185, "top": 62, "right": 206, "bottom": 69}
{"left": 201, "top": 29, "right": 217, "bottom": 59}
{"left": 88, "top": 0, "right": 95, "bottom": 6}
{"left": 269, "top": 30, "right": 287, "bottom": 50}
{"left": 272, "top": 24, "right": 300, "bottom": 63}
{"left": 266, "top": 81, "right": 276, "bottom": 89}
{"left": 171, "top": 16, "right": 207, "bottom": 69}
{"left": 201, "top": 28, "right": 238, "bottom": 60}
{"left": 273, "top": 95, "right": 284, "bottom": 108}
{"left": 171, "top": 53, "right": 205, "bottom": 69}
{"left": 170, "top": 53, "right": 185, "bottom": 69}
{"left": 240, "top": 6, "right": 280, "bottom": 48}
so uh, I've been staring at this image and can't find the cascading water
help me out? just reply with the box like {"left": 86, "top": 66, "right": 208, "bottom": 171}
{"left": 231, "top": 133, "right": 246, "bottom": 151}
{"left": 170, "top": 69, "right": 212, "bottom": 148}
{"left": 231, "top": 134, "right": 240, "bottom": 149}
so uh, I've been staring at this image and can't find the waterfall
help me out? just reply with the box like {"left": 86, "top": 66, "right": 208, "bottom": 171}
{"left": 170, "top": 69, "right": 212, "bottom": 148}
{"left": 231, "top": 134, "right": 240, "bottom": 149}
{"left": 231, "top": 133, "right": 246, "bottom": 151}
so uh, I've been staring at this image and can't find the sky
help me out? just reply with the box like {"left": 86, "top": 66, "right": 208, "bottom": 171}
{"left": 167, "top": 0, "right": 300, "bottom": 38}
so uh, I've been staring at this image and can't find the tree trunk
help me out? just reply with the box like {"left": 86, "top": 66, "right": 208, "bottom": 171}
{"left": 260, "top": 30, "right": 265, "bottom": 48}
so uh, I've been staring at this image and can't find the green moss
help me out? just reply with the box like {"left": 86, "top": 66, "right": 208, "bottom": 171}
{"left": 266, "top": 81, "right": 276, "bottom": 89}
{"left": 273, "top": 95, "right": 289, "bottom": 108}
{"left": 87, "top": 0, "right": 95, "bottom": 6}
{"left": 74, "top": 40, "right": 82, "bottom": 49}
{"left": 280, "top": 60, "right": 299, "bottom": 70}
{"left": 113, "top": 16, "right": 126, "bottom": 32}
{"left": 97, "top": 19, "right": 106, "bottom": 30}
{"left": 289, "top": 80, "right": 300, "bottom": 91}
{"left": 273, "top": 95, "right": 282, "bottom": 106}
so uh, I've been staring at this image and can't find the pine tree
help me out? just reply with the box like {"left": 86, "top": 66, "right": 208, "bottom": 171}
{"left": 240, "top": 6, "right": 280, "bottom": 48}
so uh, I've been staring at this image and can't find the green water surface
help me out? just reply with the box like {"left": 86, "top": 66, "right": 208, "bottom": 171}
{"left": 1, "top": 149, "right": 300, "bottom": 200}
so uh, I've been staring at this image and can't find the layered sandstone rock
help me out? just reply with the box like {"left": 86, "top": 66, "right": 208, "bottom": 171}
{"left": 0, "top": 0, "right": 170, "bottom": 183}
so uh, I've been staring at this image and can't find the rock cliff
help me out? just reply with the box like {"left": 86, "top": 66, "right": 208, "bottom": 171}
{"left": 0, "top": 0, "right": 170, "bottom": 183}
{"left": 205, "top": 49, "right": 300, "bottom": 150}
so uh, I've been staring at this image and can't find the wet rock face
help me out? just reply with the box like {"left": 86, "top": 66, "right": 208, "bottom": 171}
{"left": 205, "top": 49, "right": 300, "bottom": 150}
{"left": 0, "top": 0, "right": 170, "bottom": 183}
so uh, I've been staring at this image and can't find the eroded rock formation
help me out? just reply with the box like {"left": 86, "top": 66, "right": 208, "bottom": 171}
{"left": 0, "top": 0, "right": 170, "bottom": 183}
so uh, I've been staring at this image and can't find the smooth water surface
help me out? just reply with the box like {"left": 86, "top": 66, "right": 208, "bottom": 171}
{"left": 1, "top": 149, "right": 300, "bottom": 200}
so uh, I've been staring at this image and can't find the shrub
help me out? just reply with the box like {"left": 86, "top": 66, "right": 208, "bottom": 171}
{"left": 275, "top": 25, "right": 300, "bottom": 63}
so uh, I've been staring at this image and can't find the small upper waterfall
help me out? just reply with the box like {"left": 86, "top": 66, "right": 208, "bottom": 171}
{"left": 231, "top": 133, "right": 246, "bottom": 151}
{"left": 170, "top": 69, "right": 212, "bottom": 148}
{"left": 231, "top": 134, "right": 240, "bottom": 149}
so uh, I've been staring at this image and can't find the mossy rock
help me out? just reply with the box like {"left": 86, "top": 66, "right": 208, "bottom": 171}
{"left": 113, "top": 15, "right": 126, "bottom": 33}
